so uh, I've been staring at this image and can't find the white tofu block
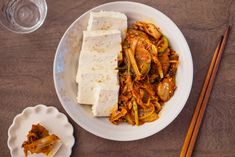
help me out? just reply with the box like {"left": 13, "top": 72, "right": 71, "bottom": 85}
{"left": 81, "top": 30, "right": 121, "bottom": 53}
{"left": 77, "top": 70, "right": 119, "bottom": 105}
{"left": 87, "top": 11, "right": 127, "bottom": 39}
{"left": 76, "top": 52, "right": 118, "bottom": 81}
{"left": 92, "top": 83, "right": 119, "bottom": 117}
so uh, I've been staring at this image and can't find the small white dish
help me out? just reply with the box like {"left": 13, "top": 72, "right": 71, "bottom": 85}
{"left": 7, "top": 104, "right": 75, "bottom": 157}
{"left": 53, "top": 1, "right": 193, "bottom": 141}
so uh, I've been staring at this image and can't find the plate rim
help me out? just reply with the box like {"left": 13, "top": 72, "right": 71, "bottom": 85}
{"left": 53, "top": 1, "right": 193, "bottom": 141}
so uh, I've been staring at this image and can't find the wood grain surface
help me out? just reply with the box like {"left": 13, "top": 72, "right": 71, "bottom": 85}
{"left": 0, "top": 0, "right": 234, "bottom": 157}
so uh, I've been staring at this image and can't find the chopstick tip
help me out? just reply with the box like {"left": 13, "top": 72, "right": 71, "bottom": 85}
{"left": 223, "top": 25, "right": 231, "bottom": 39}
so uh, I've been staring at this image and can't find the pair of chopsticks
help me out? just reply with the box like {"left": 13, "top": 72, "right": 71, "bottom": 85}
{"left": 180, "top": 26, "right": 231, "bottom": 157}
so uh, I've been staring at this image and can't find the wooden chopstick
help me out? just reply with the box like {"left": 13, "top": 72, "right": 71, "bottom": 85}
{"left": 180, "top": 26, "right": 230, "bottom": 157}
{"left": 179, "top": 38, "right": 222, "bottom": 156}
{"left": 179, "top": 36, "right": 223, "bottom": 157}
{"left": 185, "top": 26, "right": 230, "bottom": 157}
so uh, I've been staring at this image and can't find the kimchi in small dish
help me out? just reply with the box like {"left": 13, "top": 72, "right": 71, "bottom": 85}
{"left": 22, "top": 123, "right": 62, "bottom": 157}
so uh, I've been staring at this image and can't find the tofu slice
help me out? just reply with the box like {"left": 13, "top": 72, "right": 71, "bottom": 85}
{"left": 76, "top": 52, "right": 118, "bottom": 82}
{"left": 87, "top": 11, "right": 127, "bottom": 39}
{"left": 81, "top": 30, "right": 121, "bottom": 53}
{"left": 92, "top": 83, "right": 119, "bottom": 117}
{"left": 76, "top": 29, "right": 121, "bottom": 82}
{"left": 76, "top": 12, "right": 127, "bottom": 110}
{"left": 77, "top": 70, "right": 118, "bottom": 105}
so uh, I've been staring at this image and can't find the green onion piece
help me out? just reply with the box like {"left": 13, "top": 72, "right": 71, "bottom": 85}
{"left": 133, "top": 100, "right": 139, "bottom": 125}
{"left": 125, "top": 48, "right": 141, "bottom": 78}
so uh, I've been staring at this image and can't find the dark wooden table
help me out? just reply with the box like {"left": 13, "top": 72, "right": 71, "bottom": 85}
{"left": 1, "top": 0, "right": 234, "bottom": 157}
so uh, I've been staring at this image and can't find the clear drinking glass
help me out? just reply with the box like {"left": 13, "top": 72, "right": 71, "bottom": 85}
{"left": 0, "top": 0, "right": 47, "bottom": 33}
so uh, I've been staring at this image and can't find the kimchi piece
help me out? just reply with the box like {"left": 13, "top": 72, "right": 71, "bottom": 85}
{"left": 110, "top": 21, "right": 179, "bottom": 125}
{"left": 22, "top": 123, "right": 60, "bottom": 157}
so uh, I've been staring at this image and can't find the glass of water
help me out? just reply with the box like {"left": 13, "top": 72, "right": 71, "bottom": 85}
{"left": 0, "top": 0, "right": 47, "bottom": 33}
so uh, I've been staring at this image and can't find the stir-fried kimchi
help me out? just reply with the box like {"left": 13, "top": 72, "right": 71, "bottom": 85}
{"left": 110, "top": 21, "right": 179, "bottom": 125}
{"left": 22, "top": 124, "right": 60, "bottom": 157}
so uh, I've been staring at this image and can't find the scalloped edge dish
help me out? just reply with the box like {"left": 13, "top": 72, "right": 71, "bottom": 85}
{"left": 7, "top": 104, "right": 75, "bottom": 157}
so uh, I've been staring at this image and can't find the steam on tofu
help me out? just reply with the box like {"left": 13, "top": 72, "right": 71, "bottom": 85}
{"left": 76, "top": 11, "right": 127, "bottom": 117}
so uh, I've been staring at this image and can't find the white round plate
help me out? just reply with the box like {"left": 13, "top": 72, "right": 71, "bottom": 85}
{"left": 53, "top": 1, "right": 193, "bottom": 141}
{"left": 7, "top": 104, "right": 75, "bottom": 157}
